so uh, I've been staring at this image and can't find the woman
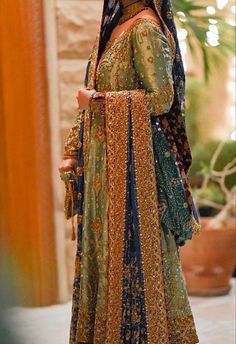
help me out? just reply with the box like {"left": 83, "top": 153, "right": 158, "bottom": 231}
{"left": 59, "top": 0, "right": 201, "bottom": 343}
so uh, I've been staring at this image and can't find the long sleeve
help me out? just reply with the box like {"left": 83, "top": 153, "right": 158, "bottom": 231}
{"left": 63, "top": 110, "right": 84, "bottom": 159}
{"left": 132, "top": 21, "right": 174, "bottom": 115}
{"left": 89, "top": 20, "right": 174, "bottom": 116}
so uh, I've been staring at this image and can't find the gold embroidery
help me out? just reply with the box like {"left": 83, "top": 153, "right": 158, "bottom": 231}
{"left": 131, "top": 90, "right": 170, "bottom": 343}
{"left": 63, "top": 111, "right": 84, "bottom": 159}
{"left": 145, "top": 84, "right": 174, "bottom": 115}
{"left": 96, "top": 19, "right": 175, "bottom": 116}
{"left": 76, "top": 306, "right": 95, "bottom": 343}
{"left": 104, "top": 91, "right": 129, "bottom": 344}
{"left": 69, "top": 253, "right": 82, "bottom": 342}
{"left": 93, "top": 174, "right": 102, "bottom": 193}
{"left": 191, "top": 215, "right": 201, "bottom": 235}
{"left": 93, "top": 125, "right": 105, "bottom": 143}
{"left": 92, "top": 217, "right": 103, "bottom": 235}
{"left": 98, "top": 19, "right": 161, "bottom": 68}
{"left": 162, "top": 243, "right": 199, "bottom": 344}
{"left": 93, "top": 304, "right": 108, "bottom": 344}
{"left": 76, "top": 166, "right": 83, "bottom": 177}
{"left": 83, "top": 111, "right": 91, "bottom": 174}
{"left": 168, "top": 315, "right": 199, "bottom": 343}
{"left": 87, "top": 35, "right": 100, "bottom": 90}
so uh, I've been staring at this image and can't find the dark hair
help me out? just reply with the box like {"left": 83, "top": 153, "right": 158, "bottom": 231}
{"left": 99, "top": 0, "right": 155, "bottom": 58}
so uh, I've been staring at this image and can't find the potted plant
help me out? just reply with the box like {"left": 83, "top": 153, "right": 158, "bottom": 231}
{"left": 180, "top": 138, "right": 236, "bottom": 296}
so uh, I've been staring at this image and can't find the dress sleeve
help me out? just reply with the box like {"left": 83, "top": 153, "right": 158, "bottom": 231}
{"left": 63, "top": 110, "right": 84, "bottom": 159}
{"left": 132, "top": 21, "right": 174, "bottom": 115}
{"left": 89, "top": 21, "right": 174, "bottom": 116}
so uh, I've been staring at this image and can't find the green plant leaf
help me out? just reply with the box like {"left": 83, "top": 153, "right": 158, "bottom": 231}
{"left": 172, "top": 0, "right": 235, "bottom": 81}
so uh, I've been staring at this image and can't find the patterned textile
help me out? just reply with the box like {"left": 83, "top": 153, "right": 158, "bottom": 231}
{"left": 63, "top": 1, "right": 200, "bottom": 343}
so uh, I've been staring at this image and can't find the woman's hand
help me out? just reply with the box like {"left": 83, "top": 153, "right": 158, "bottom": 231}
{"left": 58, "top": 158, "right": 77, "bottom": 173}
{"left": 77, "top": 88, "right": 96, "bottom": 110}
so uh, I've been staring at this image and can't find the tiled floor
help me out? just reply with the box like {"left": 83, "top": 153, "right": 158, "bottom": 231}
{"left": 4, "top": 279, "right": 235, "bottom": 344}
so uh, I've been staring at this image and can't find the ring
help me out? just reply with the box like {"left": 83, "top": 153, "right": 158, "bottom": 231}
{"left": 60, "top": 171, "right": 73, "bottom": 182}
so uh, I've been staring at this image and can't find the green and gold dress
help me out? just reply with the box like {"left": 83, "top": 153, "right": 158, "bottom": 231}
{"left": 63, "top": 14, "right": 200, "bottom": 344}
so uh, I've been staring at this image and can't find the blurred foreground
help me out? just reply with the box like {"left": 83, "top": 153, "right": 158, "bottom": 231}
{"left": 3, "top": 279, "right": 235, "bottom": 344}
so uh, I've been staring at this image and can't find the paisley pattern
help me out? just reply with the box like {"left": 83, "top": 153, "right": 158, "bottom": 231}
{"left": 63, "top": 2, "right": 200, "bottom": 343}
{"left": 152, "top": 121, "right": 193, "bottom": 245}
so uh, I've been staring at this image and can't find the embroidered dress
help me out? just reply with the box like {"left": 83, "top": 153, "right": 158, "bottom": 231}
{"left": 63, "top": 1, "right": 200, "bottom": 343}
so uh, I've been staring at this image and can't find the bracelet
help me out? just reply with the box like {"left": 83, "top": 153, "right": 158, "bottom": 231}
{"left": 63, "top": 155, "right": 78, "bottom": 160}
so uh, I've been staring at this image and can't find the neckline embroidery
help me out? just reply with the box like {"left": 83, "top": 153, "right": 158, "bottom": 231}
{"left": 100, "top": 18, "right": 162, "bottom": 63}
{"left": 95, "top": 18, "right": 163, "bottom": 87}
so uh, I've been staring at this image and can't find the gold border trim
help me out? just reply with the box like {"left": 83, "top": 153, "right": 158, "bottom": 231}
{"left": 104, "top": 91, "right": 130, "bottom": 344}
{"left": 131, "top": 90, "right": 170, "bottom": 343}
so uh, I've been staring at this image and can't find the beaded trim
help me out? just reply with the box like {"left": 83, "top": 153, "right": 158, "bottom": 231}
{"left": 104, "top": 91, "right": 130, "bottom": 344}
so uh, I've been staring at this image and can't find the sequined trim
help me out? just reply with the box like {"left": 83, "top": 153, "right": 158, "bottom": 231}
{"left": 131, "top": 90, "right": 170, "bottom": 343}
{"left": 168, "top": 315, "right": 199, "bottom": 344}
{"left": 104, "top": 92, "right": 130, "bottom": 344}
{"left": 191, "top": 215, "right": 201, "bottom": 235}
{"left": 63, "top": 111, "right": 84, "bottom": 159}
{"left": 163, "top": 247, "right": 199, "bottom": 344}
{"left": 83, "top": 110, "right": 91, "bottom": 174}
{"left": 101, "top": 18, "right": 161, "bottom": 60}
{"left": 87, "top": 35, "right": 100, "bottom": 90}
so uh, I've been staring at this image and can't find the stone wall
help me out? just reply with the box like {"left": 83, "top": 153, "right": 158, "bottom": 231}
{"left": 45, "top": 0, "right": 103, "bottom": 299}
{"left": 58, "top": 0, "right": 102, "bottom": 295}
{"left": 56, "top": 0, "right": 102, "bottom": 130}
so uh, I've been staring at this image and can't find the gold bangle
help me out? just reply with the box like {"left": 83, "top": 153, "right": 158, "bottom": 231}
{"left": 63, "top": 155, "right": 78, "bottom": 160}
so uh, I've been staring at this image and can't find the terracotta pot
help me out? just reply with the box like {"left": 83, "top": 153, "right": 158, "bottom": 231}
{"left": 180, "top": 217, "right": 236, "bottom": 296}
